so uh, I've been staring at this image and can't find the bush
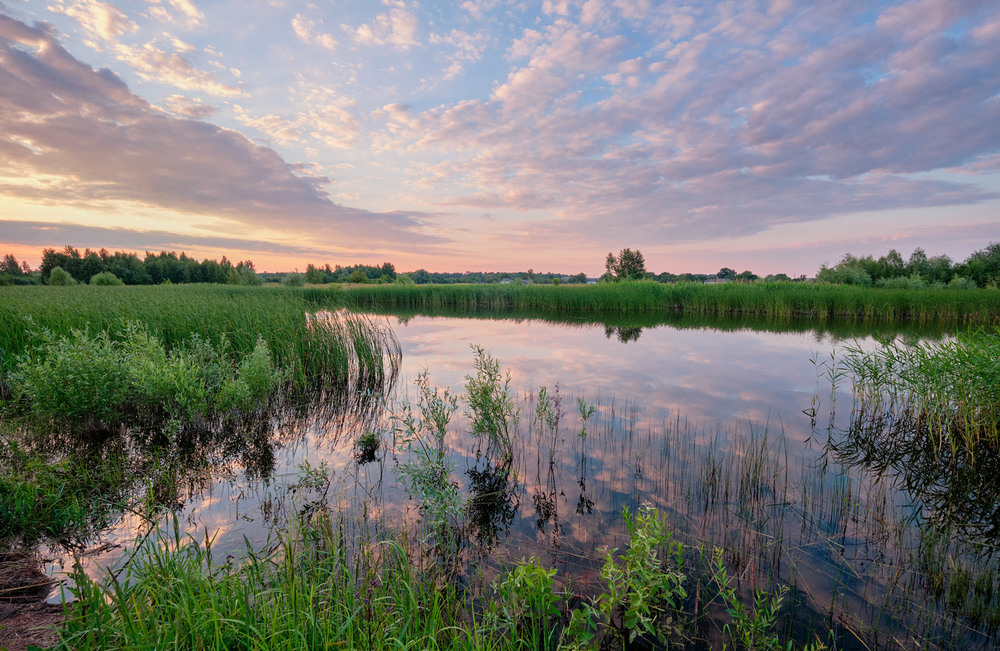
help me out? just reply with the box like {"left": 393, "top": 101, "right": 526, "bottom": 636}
{"left": 47, "top": 266, "right": 76, "bottom": 286}
{"left": 12, "top": 325, "right": 284, "bottom": 429}
{"left": 89, "top": 272, "right": 124, "bottom": 286}
{"left": 949, "top": 276, "right": 979, "bottom": 290}
{"left": 284, "top": 273, "right": 304, "bottom": 287}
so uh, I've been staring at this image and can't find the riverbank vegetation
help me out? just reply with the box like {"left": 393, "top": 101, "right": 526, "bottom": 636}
{"left": 54, "top": 505, "right": 827, "bottom": 651}
{"left": 0, "top": 284, "right": 395, "bottom": 397}
{"left": 344, "top": 281, "right": 1000, "bottom": 322}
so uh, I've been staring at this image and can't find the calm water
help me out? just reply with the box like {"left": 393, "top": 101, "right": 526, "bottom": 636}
{"left": 45, "top": 311, "right": 997, "bottom": 649}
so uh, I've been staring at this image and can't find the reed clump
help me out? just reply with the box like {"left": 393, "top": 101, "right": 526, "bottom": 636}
{"left": 0, "top": 285, "right": 399, "bottom": 429}
{"left": 344, "top": 281, "right": 1000, "bottom": 322}
{"left": 844, "top": 326, "right": 1000, "bottom": 450}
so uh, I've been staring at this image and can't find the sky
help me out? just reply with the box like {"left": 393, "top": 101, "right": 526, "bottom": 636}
{"left": 1, "top": 0, "right": 999, "bottom": 276}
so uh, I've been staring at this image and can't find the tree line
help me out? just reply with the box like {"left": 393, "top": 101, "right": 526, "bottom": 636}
{"left": 2, "top": 242, "right": 998, "bottom": 289}
{"left": 815, "top": 243, "right": 1000, "bottom": 289}
{"left": 0, "top": 247, "right": 263, "bottom": 286}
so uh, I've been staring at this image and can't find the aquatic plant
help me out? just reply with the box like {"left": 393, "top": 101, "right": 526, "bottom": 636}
{"left": 843, "top": 326, "right": 1000, "bottom": 451}
{"left": 465, "top": 345, "right": 518, "bottom": 460}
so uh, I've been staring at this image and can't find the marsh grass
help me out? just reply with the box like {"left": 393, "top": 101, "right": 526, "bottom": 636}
{"left": 0, "top": 286, "right": 399, "bottom": 431}
{"left": 843, "top": 326, "right": 1000, "bottom": 451}
{"left": 0, "top": 285, "right": 397, "bottom": 391}
{"left": 345, "top": 282, "right": 1000, "bottom": 322}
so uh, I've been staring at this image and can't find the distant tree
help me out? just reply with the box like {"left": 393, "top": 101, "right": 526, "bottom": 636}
{"left": 411, "top": 269, "right": 431, "bottom": 284}
{"left": 765, "top": 273, "right": 791, "bottom": 282}
{"left": 605, "top": 249, "right": 646, "bottom": 281}
{"left": 957, "top": 242, "right": 1000, "bottom": 287}
{"left": 716, "top": 267, "right": 737, "bottom": 280}
{"left": 395, "top": 273, "right": 415, "bottom": 285}
{"left": 304, "top": 264, "right": 324, "bottom": 284}
{"left": 284, "top": 273, "right": 304, "bottom": 287}
{"left": 347, "top": 269, "right": 368, "bottom": 284}
{"left": 1, "top": 254, "right": 24, "bottom": 276}
{"left": 735, "top": 270, "right": 758, "bottom": 283}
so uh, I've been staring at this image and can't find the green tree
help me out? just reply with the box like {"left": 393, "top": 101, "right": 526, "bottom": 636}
{"left": 717, "top": 267, "right": 737, "bottom": 280}
{"left": 303, "top": 264, "right": 324, "bottom": 284}
{"left": 605, "top": 249, "right": 647, "bottom": 281}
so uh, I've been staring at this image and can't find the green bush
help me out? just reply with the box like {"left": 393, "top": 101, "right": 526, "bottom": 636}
{"left": 48, "top": 266, "right": 76, "bottom": 286}
{"left": 89, "top": 272, "right": 124, "bottom": 286}
{"left": 12, "top": 325, "right": 284, "bottom": 429}
{"left": 950, "top": 276, "right": 979, "bottom": 290}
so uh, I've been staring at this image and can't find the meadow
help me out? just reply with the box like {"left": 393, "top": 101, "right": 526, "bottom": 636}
{"left": 343, "top": 281, "right": 1000, "bottom": 322}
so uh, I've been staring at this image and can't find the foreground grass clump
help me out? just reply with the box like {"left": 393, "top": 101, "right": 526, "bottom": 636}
{"left": 844, "top": 326, "right": 1000, "bottom": 450}
{"left": 56, "top": 504, "right": 822, "bottom": 650}
{"left": 10, "top": 325, "right": 282, "bottom": 429}
{"left": 0, "top": 284, "right": 380, "bottom": 388}
{"left": 344, "top": 281, "right": 1000, "bottom": 322}
{"left": 0, "top": 285, "right": 398, "bottom": 428}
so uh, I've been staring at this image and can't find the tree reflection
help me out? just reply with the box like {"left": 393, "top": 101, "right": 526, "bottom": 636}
{"left": 828, "top": 409, "right": 1000, "bottom": 552}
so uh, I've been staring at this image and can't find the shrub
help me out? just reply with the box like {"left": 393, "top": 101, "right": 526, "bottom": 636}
{"left": 284, "top": 273, "right": 304, "bottom": 287}
{"left": 47, "top": 266, "right": 76, "bottom": 286}
{"left": 89, "top": 272, "right": 124, "bottom": 286}
{"left": 949, "top": 276, "right": 978, "bottom": 290}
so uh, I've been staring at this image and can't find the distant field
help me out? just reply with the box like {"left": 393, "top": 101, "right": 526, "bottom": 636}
{"left": 342, "top": 281, "right": 1000, "bottom": 322}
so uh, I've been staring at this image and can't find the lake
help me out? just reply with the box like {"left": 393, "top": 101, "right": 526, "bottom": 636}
{"left": 45, "top": 310, "right": 997, "bottom": 649}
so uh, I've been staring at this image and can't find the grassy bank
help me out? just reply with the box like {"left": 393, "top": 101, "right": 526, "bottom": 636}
{"left": 343, "top": 281, "right": 1000, "bottom": 322}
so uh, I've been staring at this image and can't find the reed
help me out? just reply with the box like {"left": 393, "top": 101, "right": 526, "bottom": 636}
{"left": 843, "top": 326, "right": 1000, "bottom": 450}
{"left": 0, "top": 285, "right": 399, "bottom": 425}
{"left": 344, "top": 282, "right": 1000, "bottom": 322}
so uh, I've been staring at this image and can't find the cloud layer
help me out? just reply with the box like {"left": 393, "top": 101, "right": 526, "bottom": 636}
{"left": 2, "top": 0, "right": 999, "bottom": 272}
{"left": 0, "top": 11, "right": 437, "bottom": 249}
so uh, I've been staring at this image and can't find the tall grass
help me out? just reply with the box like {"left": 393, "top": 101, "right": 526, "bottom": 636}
{"left": 0, "top": 285, "right": 399, "bottom": 412}
{"left": 843, "top": 326, "right": 1000, "bottom": 451}
{"left": 344, "top": 281, "right": 1000, "bottom": 322}
{"left": 0, "top": 285, "right": 394, "bottom": 388}
{"left": 57, "top": 505, "right": 806, "bottom": 651}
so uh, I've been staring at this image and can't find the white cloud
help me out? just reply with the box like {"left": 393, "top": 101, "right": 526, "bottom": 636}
{"left": 47, "top": 0, "right": 137, "bottom": 44}
{"left": 145, "top": 0, "right": 205, "bottom": 28}
{"left": 113, "top": 40, "right": 246, "bottom": 96}
{"left": 292, "top": 13, "right": 337, "bottom": 50}
{"left": 235, "top": 83, "right": 359, "bottom": 150}
{"left": 0, "top": 12, "right": 438, "bottom": 248}
{"left": 163, "top": 94, "right": 217, "bottom": 118}
{"left": 344, "top": 2, "right": 419, "bottom": 49}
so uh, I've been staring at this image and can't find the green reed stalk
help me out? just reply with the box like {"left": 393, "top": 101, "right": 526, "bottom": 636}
{"left": 343, "top": 282, "right": 1000, "bottom": 322}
